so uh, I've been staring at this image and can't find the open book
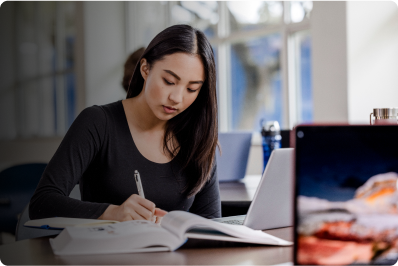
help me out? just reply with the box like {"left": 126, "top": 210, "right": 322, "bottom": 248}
{"left": 49, "top": 211, "right": 292, "bottom": 255}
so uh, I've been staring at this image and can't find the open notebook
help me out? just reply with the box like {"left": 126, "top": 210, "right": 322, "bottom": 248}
{"left": 48, "top": 211, "right": 292, "bottom": 255}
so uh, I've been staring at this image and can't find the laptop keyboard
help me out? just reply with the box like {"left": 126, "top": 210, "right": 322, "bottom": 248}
{"left": 220, "top": 220, "right": 244, "bottom": 225}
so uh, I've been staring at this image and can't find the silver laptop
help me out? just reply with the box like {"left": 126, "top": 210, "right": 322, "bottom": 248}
{"left": 213, "top": 148, "right": 294, "bottom": 230}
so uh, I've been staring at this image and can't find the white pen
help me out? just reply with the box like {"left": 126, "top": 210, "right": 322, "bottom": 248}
{"left": 134, "top": 170, "right": 145, "bottom": 198}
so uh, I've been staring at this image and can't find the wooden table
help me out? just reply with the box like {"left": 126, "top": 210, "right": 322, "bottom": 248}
{"left": 0, "top": 227, "right": 293, "bottom": 265}
{"left": 0, "top": 175, "right": 295, "bottom": 265}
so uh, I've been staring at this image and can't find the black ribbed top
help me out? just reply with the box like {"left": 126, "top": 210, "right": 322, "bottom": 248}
{"left": 29, "top": 101, "right": 221, "bottom": 220}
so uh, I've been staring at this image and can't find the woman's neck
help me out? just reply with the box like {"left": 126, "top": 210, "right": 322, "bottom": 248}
{"left": 122, "top": 94, "right": 179, "bottom": 161}
{"left": 122, "top": 94, "right": 166, "bottom": 133}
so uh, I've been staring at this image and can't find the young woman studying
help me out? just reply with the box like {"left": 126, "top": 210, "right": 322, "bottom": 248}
{"left": 29, "top": 25, "right": 221, "bottom": 223}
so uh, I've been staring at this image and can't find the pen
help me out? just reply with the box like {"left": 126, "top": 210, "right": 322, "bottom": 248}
{"left": 134, "top": 170, "right": 145, "bottom": 198}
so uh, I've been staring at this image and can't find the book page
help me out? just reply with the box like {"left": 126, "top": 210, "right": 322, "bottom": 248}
{"left": 161, "top": 211, "right": 291, "bottom": 245}
{"left": 50, "top": 220, "right": 184, "bottom": 255}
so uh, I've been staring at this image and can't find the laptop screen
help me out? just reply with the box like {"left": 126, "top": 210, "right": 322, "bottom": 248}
{"left": 294, "top": 125, "right": 398, "bottom": 265}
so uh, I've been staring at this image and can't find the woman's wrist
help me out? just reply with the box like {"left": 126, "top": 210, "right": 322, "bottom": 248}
{"left": 98, "top": 204, "right": 118, "bottom": 220}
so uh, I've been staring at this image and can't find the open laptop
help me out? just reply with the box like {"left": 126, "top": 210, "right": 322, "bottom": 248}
{"left": 213, "top": 148, "right": 294, "bottom": 230}
{"left": 294, "top": 125, "right": 398, "bottom": 265}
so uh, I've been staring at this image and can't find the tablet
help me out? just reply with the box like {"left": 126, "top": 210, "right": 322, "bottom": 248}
{"left": 294, "top": 125, "right": 398, "bottom": 265}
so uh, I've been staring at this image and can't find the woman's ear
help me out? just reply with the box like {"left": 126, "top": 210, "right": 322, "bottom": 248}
{"left": 140, "top": 58, "right": 149, "bottom": 81}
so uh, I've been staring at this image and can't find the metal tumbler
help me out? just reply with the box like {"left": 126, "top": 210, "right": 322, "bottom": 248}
{"left": 370, "top": 108, "right": 398, "bottom": 125}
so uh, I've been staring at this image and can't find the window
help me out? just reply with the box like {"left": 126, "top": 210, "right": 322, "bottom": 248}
{"left": 208, "top": 0, "right": 312, "bottom": 132}
{"left": 229, "top": 35, "right": 283, "bottom": 131}
{"left": 169, "top": 1, "right": 313, "bottom": 131}
{"left": 291, "top": 30, "right": 313, "bottom": 124}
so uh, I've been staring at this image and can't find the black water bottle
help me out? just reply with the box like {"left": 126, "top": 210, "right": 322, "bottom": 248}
{"left": 261, "top": 120, "right": 281, "bottom": 172}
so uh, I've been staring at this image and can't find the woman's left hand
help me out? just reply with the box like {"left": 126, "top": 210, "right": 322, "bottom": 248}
{"left": 153, "top": 208, "right": 168, "bottom": 224}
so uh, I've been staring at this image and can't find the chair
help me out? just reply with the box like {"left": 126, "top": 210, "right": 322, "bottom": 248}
{"left": 216, "top": 132, "right": 252, "bottom": 182}
{"left": 15, "top": 204, "right": 63, "bottom": 241}
{"left": 15, "top": 185, "right": 81, "bottom": 241}
{"left": 0, "top": 163, "right": 47, "bottom": 241}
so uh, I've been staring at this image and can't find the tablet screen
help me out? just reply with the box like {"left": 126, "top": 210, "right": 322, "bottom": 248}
{"left": 294, "top": 125, "right": 398, "bottom": 265}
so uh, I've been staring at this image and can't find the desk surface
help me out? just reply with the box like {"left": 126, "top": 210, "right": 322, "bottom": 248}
{"left": 0, "top": 227, "right": 293, "bottom": 265}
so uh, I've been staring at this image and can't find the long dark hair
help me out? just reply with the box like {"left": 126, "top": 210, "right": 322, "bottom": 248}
{"left": 126, "top": 25, "right": 218, "bottom": 198}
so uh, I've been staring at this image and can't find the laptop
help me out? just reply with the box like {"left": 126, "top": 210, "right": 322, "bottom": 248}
{"left": 213, "top": 148, "right": 294, "bottom": 230}
{"left": 294, "top": 125, "right": 398, "bottom": 265}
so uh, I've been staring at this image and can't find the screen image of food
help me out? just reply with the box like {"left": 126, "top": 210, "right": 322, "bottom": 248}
{"left": 295, "top": 126, "right": 398, "bottom": 265}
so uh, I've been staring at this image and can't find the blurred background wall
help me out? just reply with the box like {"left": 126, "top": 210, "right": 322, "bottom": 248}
{"left": 0, "top": 1, "right": 397, "bottom": 174}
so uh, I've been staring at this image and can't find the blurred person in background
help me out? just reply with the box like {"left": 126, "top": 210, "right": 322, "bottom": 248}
{"left": 122, "top": 47, "right": 146, "bottom": 94}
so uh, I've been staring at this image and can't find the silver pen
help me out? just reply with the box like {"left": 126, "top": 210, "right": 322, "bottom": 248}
{"left": 134, "top": 170, "right": 145, "bottom": 198}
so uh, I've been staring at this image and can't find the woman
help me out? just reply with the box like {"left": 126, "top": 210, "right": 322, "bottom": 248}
{"left": 29, "top": 25, "right": 221, "bottom": 222}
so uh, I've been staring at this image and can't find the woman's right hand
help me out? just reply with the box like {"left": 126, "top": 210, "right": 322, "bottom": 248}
{"left": 98, "top": 194, "right": 167, "bottom": 222}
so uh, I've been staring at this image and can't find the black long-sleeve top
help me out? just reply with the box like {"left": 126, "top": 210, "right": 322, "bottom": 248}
{"left": 29, "top": 101, "right": 221, "bottom": 220}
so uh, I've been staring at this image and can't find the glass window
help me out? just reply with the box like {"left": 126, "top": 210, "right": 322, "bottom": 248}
{"left": 227, "top": 1, "right": 283, "bottom": 33}
{"left": 171, "top": 1, "right": 218, "bottom": 39}
{"left": 230, "top": 34, "right": 283, "bottom": 131}
{"left": 292, "top": 30, "right": 312, "bottom": 123}
{"left": 289, "top": 1, "right": 313, "bottom": 23}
